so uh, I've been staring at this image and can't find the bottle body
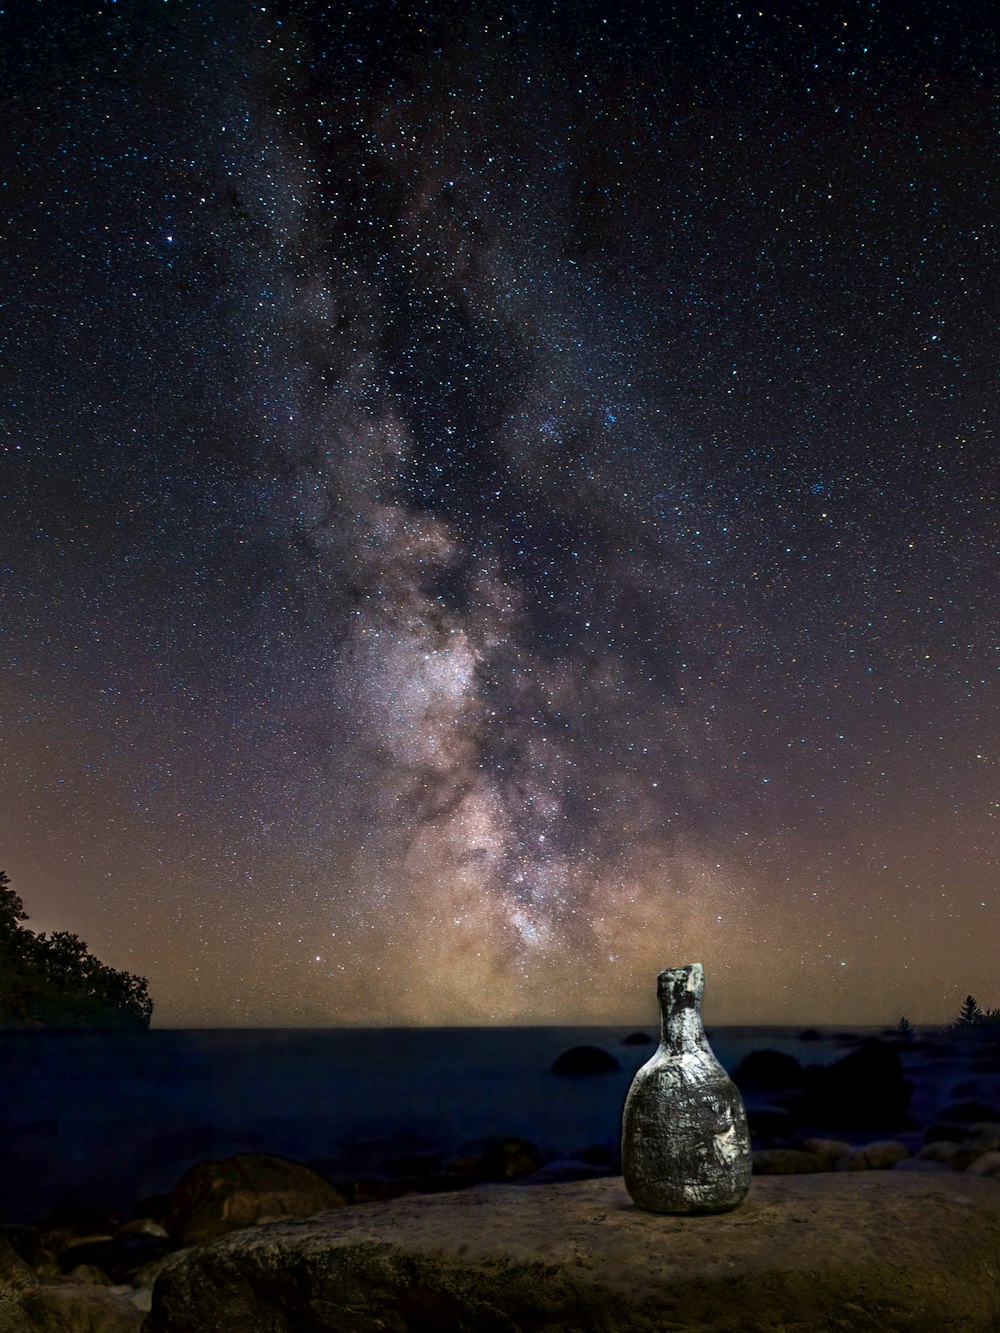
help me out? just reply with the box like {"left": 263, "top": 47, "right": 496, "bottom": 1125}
{"left": 621, "top": 963, "right": 751, "bottom": 1214}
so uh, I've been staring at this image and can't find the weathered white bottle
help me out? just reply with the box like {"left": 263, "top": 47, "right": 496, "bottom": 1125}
{"left": 621, "top": 963, "right": 751, "bottom": 1213}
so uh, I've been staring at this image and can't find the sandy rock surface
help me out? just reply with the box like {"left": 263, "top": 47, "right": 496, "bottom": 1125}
{"left": 146, "top": 1173, "right": 1000, "bottom": 1333}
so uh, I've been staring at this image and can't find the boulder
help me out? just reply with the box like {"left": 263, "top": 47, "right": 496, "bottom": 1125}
{"left": 146, "top": 1174, "right": 1000, "bottom": 1333}
{"left": 34, "top": 1212, "right": 120, "bottom": 1270}
{"left": 164, "top": 1153, "right": 347, "bottom": 1246}
{"left": 58, "top": 1233, "right": 173, "bottom": 1284}
{"left": 518, "top": 1159, "right": 611, "bottom": 1185}
{"left": 115, "top": 1221, "right": 169, "bottom": 1241}
{"left": 38, "top": 1278, "right": 146, "bottom": 1331}
{"left": 65, "top": 1264, "right": 113, "bottom": 1285}
{"left": 798, "top": 1138, "right": 851, "bottom": 1169}
{"left": 751, "top": 1149, "right": 822, "bottom": 1175}
{"left": 733, "top": 1049, "right": 804, "bottom": 1090}
{"left": 917, "top": 1141, "right": 963, "bottom": 1165}
{"left": 800, "top": 1039, "right": 913, "bottom": 1131}
{"left": 834, "top": 1140, "right": 910, "bottom": 1171}
{"left": 475, "top": 1137, "right": 545, "bottom": 1182}
{"left": 0, "top": 1224, "right": 40, "bottom": 1268}
{"left": 968, "top": 1152, "right": 1000, "bottom": 1179}
{"left": 550, "top": 1045, "right": 620, "bottom": 1074}
{"left": 574, "top": 1143, "right": 618, "bottom": 1170}
{"left": 919, "top": 1126, "right": 1000, "bottom": 1171}
{"left": 0, "top": 1236, "right": 48, "bottom": 1333}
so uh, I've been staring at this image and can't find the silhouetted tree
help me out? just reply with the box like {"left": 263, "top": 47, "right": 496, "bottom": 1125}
{"left": 0, "top": 870, "right": 28, "bottom": 939}
{"left": 950, "top": 995, "right": 1000, "bottom": 1029}
{"left": 0, "top": 870, "right": 152, "bottom": 1029}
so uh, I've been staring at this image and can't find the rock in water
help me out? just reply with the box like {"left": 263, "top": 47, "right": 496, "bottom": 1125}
{"left": 550, "top": 1045, "right": 620, "bottom": 1074}
{"left": 621, "top": 964, "right": 751, "bottom": 1213}
{"left": 734, "top": 1048, "right": 805, "bottom": 1090}
{"left": 801, "top": 1038, "right": 913, "bottom": 1130}
{"left": 146, "top": 1175, "right": 1000, "bottom": 1333}
{"left": 164, "top": 1153, "right": 347, "bottom": 1246}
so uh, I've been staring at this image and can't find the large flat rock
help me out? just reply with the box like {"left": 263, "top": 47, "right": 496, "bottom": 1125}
{"left": 145, "top": 1174, "right": 1000, "bottom": 1332}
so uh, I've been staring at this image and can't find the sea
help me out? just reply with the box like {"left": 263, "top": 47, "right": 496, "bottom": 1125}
{"left": 0, "top": 1023, "right": 936, "bottom": 1222}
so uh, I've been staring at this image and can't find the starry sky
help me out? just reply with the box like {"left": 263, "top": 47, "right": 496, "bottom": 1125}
{"left": 1, "top": 0, "right": 997, "bottom": 1028}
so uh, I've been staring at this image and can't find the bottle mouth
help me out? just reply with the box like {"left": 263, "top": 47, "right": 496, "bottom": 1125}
{"left": 657, "top": 962, "right": 705, "bottom": 1005}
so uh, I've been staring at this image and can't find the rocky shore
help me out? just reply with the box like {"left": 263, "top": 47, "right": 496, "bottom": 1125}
{"left": 3, "top": 1031, "right": 999, "bottom": 1330}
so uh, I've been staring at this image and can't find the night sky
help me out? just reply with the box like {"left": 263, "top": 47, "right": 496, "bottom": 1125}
{"left": 2, "top": 0, "right": 997, "bottom": 1028}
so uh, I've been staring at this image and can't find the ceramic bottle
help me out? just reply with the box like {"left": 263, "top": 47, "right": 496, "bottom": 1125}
{"left": 621, "top": 962, "right": 752, "bottom": 1213}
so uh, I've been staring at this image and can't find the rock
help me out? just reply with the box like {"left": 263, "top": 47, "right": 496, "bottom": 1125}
{"left": 733, "top": 1049, "right": 805, "bottom": 1090}
{"left": 58, "top": 1234, "right": 174, "bottom": 1284}
{"left": 475, "top": 1137, "right": 545, "bottom": 1181}
{"left": 115, "top": 1220, "right": 169, "bottom": 1241}
{"left": 518, "top": 1159, "right": 611, "bottom": 1185}
{"left": 917, "top": 1140, "right": 964, "bottom": 1165}
{"left": 966, "top": 1123, "right": 1000, "bottom": 1147}
{"left": 0, "top": 1236, "right": 48, "bottom": 1332}
{"left": 65, "top": 1264, "right": 113, "bottom": 1285}
{"left": 622, "top": 1031, "right": 654, "bottom": 1046}
{"left": 132, "top": 1251, "right": 193, "bottom": 1292}
{"left": 752, "top": 1149, "right": 823, "bottom": 1174}
{"left": 834, "top": 1140, "right": 910, "bottom": 1170}
{"left": 953, "top": 1135, "right": 1000, "bottom": 1171}
{"left": 146, "top": 1175, "right": 1000, "bottom": 1333}
{"left": 798, "top": 1138, "right": 851, "bottom": 1170}
{"left": 164, "top": 1153, "right": 347, "bottom": 1246}
{"left": 550, "top": 1045, "right": 620, "bottom": 1074}
{"left": 38, "top": 1278, "right": 145, "bottom": 1331}
{"left": 967, "top": 1151, "right": 1000, "bottom": 1179}
{"left": 800, "top": 1039, "right": 913, "bottom": 1131}
{"left": 919, "top": 1126, "right": 1000, "bottom": 1171}
{"left": 35, "top": 1216, "right": 119, "bottom": 1270}
{"left": 0, "top": 1223, "right": 40, "bottom": 1267}
{"left": 125, "top": 1287, "right": 152, "bottom": 1314}
{"left": 799, "top": 1028, "right": 822, "bottom": 1041}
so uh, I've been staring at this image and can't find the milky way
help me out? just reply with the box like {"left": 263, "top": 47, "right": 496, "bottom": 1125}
{"left": 1, "top": 0, "right": 998, "bottom": 1025}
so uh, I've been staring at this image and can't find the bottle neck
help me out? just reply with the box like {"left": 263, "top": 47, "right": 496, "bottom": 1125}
{"left": 660, "top": 1003, "right": 706, "bottom": 1054}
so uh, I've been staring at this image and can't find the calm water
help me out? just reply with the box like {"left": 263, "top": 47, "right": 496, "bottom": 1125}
{"left": 0, "top": 1024, "right": 899, "bottom": 1220}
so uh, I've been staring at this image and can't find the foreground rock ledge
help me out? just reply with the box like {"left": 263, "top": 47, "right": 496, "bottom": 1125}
{"left": 145, "top": 1174, "right": 1000, "bottom": 1333}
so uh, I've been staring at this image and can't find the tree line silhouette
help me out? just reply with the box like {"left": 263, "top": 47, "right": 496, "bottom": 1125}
{"left": 0, "top": 870, "right": 152, "bottom": 1029}
{"left": 953, "top": 995, "right": 1000, "bottom": 1028}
